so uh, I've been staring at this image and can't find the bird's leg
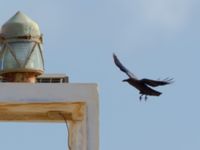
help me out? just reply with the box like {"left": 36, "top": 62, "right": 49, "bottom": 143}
{"left": 144, "top": 95, "right": 148, "bottom": 101}
{"left": 139, "top": 95, "right": 143, "bottom": 101}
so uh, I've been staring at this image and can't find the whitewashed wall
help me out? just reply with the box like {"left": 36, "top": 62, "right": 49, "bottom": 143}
{"left": 0, "top": 83, "right": 99, "bottom": 150}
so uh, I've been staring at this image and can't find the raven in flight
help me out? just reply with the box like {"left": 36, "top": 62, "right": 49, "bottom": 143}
{"left": 113, "top": 53, "right": 173, "bottom": 100}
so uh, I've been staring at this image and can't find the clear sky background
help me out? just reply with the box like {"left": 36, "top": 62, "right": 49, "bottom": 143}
{"left": 0, "top": 0, "right": 200, "bottom": 150}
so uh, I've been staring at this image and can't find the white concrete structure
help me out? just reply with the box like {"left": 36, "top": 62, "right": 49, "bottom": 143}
{"left": 0, "top": 83, "right": 99, "bottom": 150}
{"left": 0, "top": 11, "right": 99, "bottom": 150}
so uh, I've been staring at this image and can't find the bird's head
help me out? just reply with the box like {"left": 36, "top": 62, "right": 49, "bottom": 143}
{"left": 122, "top": 79, "right": 129, "bottom": 82}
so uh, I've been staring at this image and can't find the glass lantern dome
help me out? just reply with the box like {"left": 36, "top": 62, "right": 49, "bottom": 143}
{"left": 0, "top": 11, "right": 44, "bottom": 76}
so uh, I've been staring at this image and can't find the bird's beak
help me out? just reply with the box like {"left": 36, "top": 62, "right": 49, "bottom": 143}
{"left": 122, "top": 79, "right": 127, "bottom": 82}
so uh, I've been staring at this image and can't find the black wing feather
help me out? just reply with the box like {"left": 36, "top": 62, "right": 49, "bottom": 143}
{"left": 113, "top": 53, "right": 137, "bottom": 79}
{"left": 141, "top": 78, "right": 173, "bottom": 87}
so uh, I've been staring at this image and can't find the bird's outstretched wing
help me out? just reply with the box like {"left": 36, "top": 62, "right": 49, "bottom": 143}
{"left": 113, "top": 53, "right": 137, "bottom": 79}
{"left": 141, "top": 78, "right": 173, "bottom": 87}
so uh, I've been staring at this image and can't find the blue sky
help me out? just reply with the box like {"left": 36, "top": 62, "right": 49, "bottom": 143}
{"left": 0, "top": 0, "right": 200, "bottom": 150}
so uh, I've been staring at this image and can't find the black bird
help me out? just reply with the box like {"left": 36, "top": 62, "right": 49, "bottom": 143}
{"left": 113, "top": 53, "right": 173, "bottom": 100}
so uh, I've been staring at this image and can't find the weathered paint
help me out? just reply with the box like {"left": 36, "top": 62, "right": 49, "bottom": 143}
{"left": 0, "top": 102, "right": 85, "bottom": 121}
{"left": 0, "top": 83, "right": 99, "bottom": 150}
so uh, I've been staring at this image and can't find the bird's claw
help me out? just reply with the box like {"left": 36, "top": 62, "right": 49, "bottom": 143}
{"left": 145, "top": 95, "right": 148, "bottom": 101}
{"left": 139, "top": 95, "right": 143, "bottom": 101}
{"left": 139, "top": 95, "right": 148, "bottom": 101}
